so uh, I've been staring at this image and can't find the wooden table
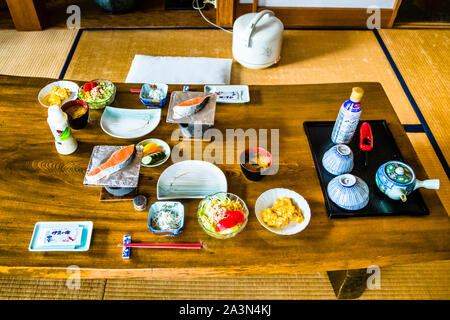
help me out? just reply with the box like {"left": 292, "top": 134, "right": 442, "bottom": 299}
{"left": 0, "top": 75, "right": 448, "bottom": 299}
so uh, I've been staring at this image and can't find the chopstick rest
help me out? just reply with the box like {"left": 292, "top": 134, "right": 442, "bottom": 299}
{"left": 122, "top": 235, "right": 131, "bottom": 259}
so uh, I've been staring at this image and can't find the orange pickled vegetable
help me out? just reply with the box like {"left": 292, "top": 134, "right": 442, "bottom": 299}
{"left": 143, "top": 146, "right": 163, "bottom": 157}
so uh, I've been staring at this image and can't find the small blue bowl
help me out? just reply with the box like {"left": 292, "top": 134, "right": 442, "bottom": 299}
{"left": 322, "top": 144, "right": 354, "bottom": 176}
{"left": 148, "top": 201, "right": 184, "bottom": 236}
{"left": 327, "top": 174, "right": 369, "bottom": 211}
{"left": 139, "top": 83, "right": 168, "bottom": 108}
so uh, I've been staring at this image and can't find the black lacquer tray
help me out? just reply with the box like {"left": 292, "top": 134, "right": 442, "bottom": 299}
{"left": 303, "top": 120, "right": 429, "bottom": 218}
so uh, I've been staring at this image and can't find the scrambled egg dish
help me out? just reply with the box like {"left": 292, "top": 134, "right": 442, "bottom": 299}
{"left": 44, "top": 86, "right": 71, "bottom": 106}
{"left": 261, "top": 197, "right": 304, "bottom": 228}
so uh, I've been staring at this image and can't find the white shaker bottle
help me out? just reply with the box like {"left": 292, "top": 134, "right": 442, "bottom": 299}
{"left": 47, "top": 105, "right": 78, "bottom": 155}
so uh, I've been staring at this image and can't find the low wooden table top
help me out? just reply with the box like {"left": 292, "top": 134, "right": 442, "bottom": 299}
{"left": 0, "top": 75, "right": 448, "bottom": 279}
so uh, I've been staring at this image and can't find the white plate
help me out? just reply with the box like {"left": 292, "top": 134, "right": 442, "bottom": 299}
{"left": 204, "top": 85, "right": 250, "bottom": 103}
{"left": 157, "top": 160, "right": 227, "bottom": 200}
{"left": 137, "top": 138, "right": 171, "bottom": 167}
{"left": 255, "top": 188, "right": 311, "bottom": 236}
{"left": 100, "top": 106, "right": 161, "bottom": 139}
{"left": 38, "top": 81, "right": 79, "bottom": 108}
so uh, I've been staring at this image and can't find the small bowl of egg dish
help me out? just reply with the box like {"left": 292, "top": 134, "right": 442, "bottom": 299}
{"left": 255, "top": 188, "right": 311, "bottom": 236}
{"left": 38, "top": 81, "right": 79, "bottom": 108}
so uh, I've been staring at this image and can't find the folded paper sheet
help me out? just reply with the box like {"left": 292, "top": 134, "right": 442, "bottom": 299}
{"left": 125, "top": 55, "right": 233, "bottom": 84}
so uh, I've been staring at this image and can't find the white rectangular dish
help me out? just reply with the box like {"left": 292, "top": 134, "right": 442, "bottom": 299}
{"left": 204, "top": 85, "right": 250, "bottom": 103}
{"left": 29, "top": 221, "right": 93, "bottom": 252}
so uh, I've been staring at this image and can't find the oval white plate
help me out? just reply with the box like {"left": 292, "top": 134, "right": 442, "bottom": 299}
{"left": 38, "top": 81, "right": 79, "bottom": 108}
{"left": 137, "top": 138, "right": 171, "bottom": 167}
{"left": 255, "top": 188, "right": 311, "bottom": 235}
{"left": 157, "top": 160, "right": 227, "bottom": 200}
{"left": 100, "top": 106, "right": 161, "bottom": 139}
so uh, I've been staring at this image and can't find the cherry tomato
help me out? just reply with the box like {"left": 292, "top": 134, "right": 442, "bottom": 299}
{"left": 225, "top": 210, "right": 245, "bottom": 223}
{"left": 215, "top": 216, "right": 237, "bottom": 232}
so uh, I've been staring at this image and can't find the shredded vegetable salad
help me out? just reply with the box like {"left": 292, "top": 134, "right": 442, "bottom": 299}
{"left": 151, "top": 207, "right": 182, "bottom": 231}
{"left": 198, "top": 194, "right": 246, "bottom": 235}
{"left": 78, "top": 81, "right": 114, "bottom": 109}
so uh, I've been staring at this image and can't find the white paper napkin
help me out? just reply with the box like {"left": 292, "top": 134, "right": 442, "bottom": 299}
{"left": 125, "top": 55, "right": 233, "bottom": 85}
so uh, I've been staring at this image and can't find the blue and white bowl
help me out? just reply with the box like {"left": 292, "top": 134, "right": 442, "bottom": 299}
{"left": 148, "top": 201, "right": 184, "bottom": 236}
{"left": 327, "top": 174, "right": 369, "bottom": 211}
{"left": 139, "top": 83, "right": 168, "bottom": 108}
{"left": 322, "top": 144, "right": 354, "bottom": 176}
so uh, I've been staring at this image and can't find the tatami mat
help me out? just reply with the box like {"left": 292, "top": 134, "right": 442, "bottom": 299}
{"left": 0, "top": 28, "right": 448, "bottom": 300}
{"left": 0, "top": 29, "right": 78, "bottom": 78}
{"left": 359, "top": 260, "right": 450, "bottom": 300}
{"left": 0, "top": 278, "right": 105, "bottom": 300}
{"left": 103, "top": 274, "right": 337, "bottom": 300}
{"left": 408, "top": 133, "right": 450, "bottom": 214}
{"left": 379, "top": 29, "right": 450, "bottom": 166}
{"left": 1, "top": 260, "right": 448, "bottom": 300}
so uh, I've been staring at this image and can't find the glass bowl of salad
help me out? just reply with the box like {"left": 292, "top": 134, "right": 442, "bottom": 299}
{"left": 78, "top": 79, "right": 116, "bottom": 109}
{"left": 197, "top": 192, "right": 249, "bottom": 239}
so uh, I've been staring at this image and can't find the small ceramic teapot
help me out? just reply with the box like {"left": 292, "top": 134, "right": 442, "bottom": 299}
{"left": 375, "top": 161, "right": 439, "bottom": 202}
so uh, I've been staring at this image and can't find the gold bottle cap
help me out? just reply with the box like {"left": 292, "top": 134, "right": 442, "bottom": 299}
{"left": 350, "top": 87, "right": 364, "bottom": 102}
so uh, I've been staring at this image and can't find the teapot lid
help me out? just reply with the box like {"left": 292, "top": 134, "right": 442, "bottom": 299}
{"left": 385, "top": 161, "right": 414, "bottom": 185}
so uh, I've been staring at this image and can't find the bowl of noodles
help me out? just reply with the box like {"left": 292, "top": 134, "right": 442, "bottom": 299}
{"left": 197, "top": 192, "right": 249, "bottom": 239}
{"left": 255, "top": 188, "right": 311, "bottom": 235}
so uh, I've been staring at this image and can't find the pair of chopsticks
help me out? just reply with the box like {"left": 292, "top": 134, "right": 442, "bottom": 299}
{"left": 118, "top": 242, "right": 203, "bottom": 250}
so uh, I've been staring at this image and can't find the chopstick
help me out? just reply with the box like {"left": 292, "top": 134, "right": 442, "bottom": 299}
{"left": 117, "top": 243, "right": 203, "bottom": 249}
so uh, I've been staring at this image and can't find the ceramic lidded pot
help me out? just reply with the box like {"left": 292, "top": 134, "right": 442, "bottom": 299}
{"left": 327, "top": 174, "right": 369, "bottom": 211}
{"left": 322, "top": 144, "right": 354, "bottom": 175}
{"left": 375, "top": 161, "right": 439, "bottom": 202}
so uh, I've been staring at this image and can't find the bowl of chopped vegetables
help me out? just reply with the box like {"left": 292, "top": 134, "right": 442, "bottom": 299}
{"left": 148, "top": 201, "right": 184, "bottom": 236}
{"left": 197, "top": 192, "right": 249, "bottom": 239}
{"left": 137, "top": 138, "right": 170, "bottom": 167}
{"left": 78, "top": 79, "right": 116, "bottom": 109}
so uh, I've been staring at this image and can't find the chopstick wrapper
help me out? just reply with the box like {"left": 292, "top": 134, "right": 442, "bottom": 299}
{"left": 83, "top": 145, "right": 143, "bottom": 188}
{"left": 125, "top": 55, "right": 232, "bottom": 85}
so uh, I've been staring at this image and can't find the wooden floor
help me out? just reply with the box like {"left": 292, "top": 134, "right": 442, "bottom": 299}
{"left": 0, "top": 27, "right": 448, "bottom": 300}
{"left": 0, "top": 0, "right": 217, "bottom": 30}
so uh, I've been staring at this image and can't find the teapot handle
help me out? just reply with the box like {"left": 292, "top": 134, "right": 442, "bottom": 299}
{"left": 243, "top": 9, "right": 274, "bottom": 47}
{"left": 415, "top": 179, "right": 440, "bottom": 190}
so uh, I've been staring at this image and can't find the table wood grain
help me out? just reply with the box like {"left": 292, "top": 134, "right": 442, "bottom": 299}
{"left": 0, "top": 75, "right": 448, "bottom": 279}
